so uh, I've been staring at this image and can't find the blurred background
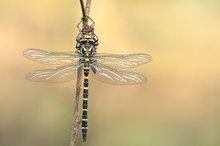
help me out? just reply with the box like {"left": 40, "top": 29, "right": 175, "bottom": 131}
{"left": 1, "top": 0, "right": 220, "bottom": 146}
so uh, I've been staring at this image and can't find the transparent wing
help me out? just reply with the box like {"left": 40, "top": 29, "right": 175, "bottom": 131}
{"left": 23, "top": 49, "right": 82, "bottom": 65}
{"left": 26, "top": 63, "right": 83, "bottom": 83}
{"left": 93, "top": 53, "right": 152, "bottom": 69}
{"left": 91, "top": 63, "right": 146, "bottom": 85}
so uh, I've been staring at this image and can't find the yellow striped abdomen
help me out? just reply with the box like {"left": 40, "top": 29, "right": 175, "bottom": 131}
{"left": 82, "top": 61, "right": 90, "bottom": 142}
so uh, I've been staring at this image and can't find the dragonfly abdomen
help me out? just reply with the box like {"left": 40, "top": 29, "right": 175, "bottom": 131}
{"left": 82, "top": 63, "right": 90, "bottom": 142}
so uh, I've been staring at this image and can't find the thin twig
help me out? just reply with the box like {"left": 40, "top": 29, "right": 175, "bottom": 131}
{"left": 69, "top": 1, "right": 92, "bottom": 146}
{"left": 85, "top": 0, "right": 92, "bottom": 17}
{"left": 80, "top": 0, "right": 92, "bottom": 24}
{"left": 80, "top": 0, "right": 86, "bottom": 21}
{"left": 70, "top": 67, "right": 83, "bottom": 146}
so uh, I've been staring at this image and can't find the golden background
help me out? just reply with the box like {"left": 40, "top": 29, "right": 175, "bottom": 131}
{"left": 0, "top": 0, "right": 220, "bottom": 146}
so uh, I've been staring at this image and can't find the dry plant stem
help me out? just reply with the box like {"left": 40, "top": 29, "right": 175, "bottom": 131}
{"left": 85, "top": 0, "right": 92, "bottom": 17}
{"left": 69, "top": 1, "right": 92, "bottom": 146}
{"left": 70, "top": 67, "right": 83, "bottom": 146}
{"left": 80, "top": 0, "right": 91, "bottom": 24}
{"left": 80, "top": 0, "right": 86, "bottom": 20}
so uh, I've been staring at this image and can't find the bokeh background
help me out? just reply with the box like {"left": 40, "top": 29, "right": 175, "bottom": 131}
{"left": 1, "top": 0, "right": 220, "bottom": 146}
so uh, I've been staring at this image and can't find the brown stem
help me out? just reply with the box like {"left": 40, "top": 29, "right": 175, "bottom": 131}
{"left": 69, "top": 67, "right": 83, "bottom": 146}
{"left": 69, "top": 1, "right": 92, "bottom": 146}
{"left": 80, "top": 0, "right": 86, "bottom": 21}
{"left": 80, "top": 0, "right": 92, "bottom": 24}
{"left": 85, "top": 0, "right": 92, "bottom": 17}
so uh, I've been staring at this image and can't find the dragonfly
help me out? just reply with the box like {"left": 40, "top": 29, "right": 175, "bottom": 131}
{"left": 23, "top": 18, "right": 152, "bottom": 142}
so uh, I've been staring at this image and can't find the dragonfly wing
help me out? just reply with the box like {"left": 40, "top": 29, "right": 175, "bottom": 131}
{"left": 93, "top": 53, "right": 152, "bottom": 69}
{"left": 91, "top": 63, "right": 146, "bottom": 85}
{"left": 23, "top": 49, "right": 82, "bottom": 65}
{"left": 26, "top": 63, "right": 83, "bottom": 83}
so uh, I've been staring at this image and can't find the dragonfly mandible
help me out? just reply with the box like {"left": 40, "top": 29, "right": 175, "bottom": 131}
{"left": 23, "top": 18, "right": 152, "bottom": 142}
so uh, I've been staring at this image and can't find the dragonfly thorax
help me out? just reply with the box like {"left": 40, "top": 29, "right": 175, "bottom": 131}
{"left": 81, "top": 45, "right": 95, "bottom": 57}
{"left": 76, "top": 31, "right": 99, "bottom": 55}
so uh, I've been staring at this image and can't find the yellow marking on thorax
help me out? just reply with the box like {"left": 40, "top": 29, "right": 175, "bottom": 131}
{"left": 83, "top": 98, "right": 88, "bottom": 100}
{"left": 85, "top": 58, "right": 90, "bottom": 62}
{"left": 85, "top": 35, "right": 91, "bottom": 39}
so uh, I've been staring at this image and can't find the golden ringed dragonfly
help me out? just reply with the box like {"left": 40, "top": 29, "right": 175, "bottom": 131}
{"left": 23, "top": 18, "right": 152, "bottom": 142}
